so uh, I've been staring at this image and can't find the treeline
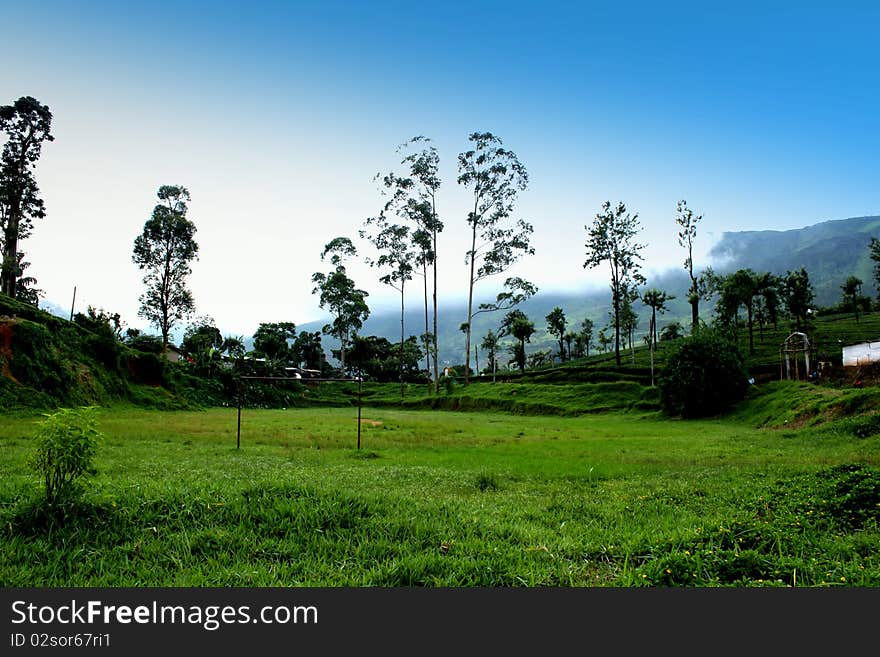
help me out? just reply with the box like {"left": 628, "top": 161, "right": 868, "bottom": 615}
{"left": 5, "top": 94, "right": 880, "bottom": 400}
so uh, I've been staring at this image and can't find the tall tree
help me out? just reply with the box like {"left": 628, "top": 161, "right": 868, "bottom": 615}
{"left": 399, "top": 137, "right": 443, "bottom": 392}
{"left": 758, "top": 273, "right": 781, "bottom": 331}
{"left": 545, "top": 306, "right": 568, "bottom": 363}
{"left": 597, "top": 327, "right": 612, "bottom": 354}
{"left": 563, "top": 331, "right": 576, "bottom": 361}
{"left": 780, "top": 268, "right": 815, "bottom": 333}
{"left": 841, "top": 275, "right": 863, "bottom": 323}
{"left": 618, "top": 288, "right": 640, "bottom": 363}
{"left": 575, "top": 317, "right": 594, "bottom": 358}
{"left": 870, "top": 238, "right": 880, "bottom": 302}
{"left": 641, "top": 288, "right": 674, "bottom": 347}
{"left": 584, "top": 201, "right": 646, "bottom": 366}
{"left": 0, "top": 96, "right": 54, "bottom": 298}
{"left": 252, "top": 322, "right": 298, "bottom": 372}
{"left": 641, "top": 288, "right": 673, "bottom": 387}
{"left": 291, "top": 330, "right": 325, "bottom": 372}
{"left": 411, "top": 228, "right": 434, "bottom": 388}
{"left": 675, "top": 199, "right": 704, "bottom": 332}
{"left": 360, "top": 218, "right": 416, "bottom": 398}
{"left": 718, "top": 269, "right": 765, "bottom": 355}
{"left": 499, "top": 309, "right": 535, "bottom": 373}
{"left": 311, "top": 237, "right": 370, "bottom": 377}
{"left": 458, "top": 131, "right": 534, "bottom": 385}
{"left": 480, "top": 329, "right": 500, "bottom": 381}
{"left": 132, "top": 185, "right": 199, "bottom": 350}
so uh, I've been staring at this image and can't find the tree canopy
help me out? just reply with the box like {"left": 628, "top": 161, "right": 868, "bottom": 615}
{"left": 0, "top": 96, "right": 54, "bottom": 299}
{"left": 584, "top": 201, "right": 646, "bottom": 366}
{"left": 132, "top": 185, "right": 199, "bottom": 350}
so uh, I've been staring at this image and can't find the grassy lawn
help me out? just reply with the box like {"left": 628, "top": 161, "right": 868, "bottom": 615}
{"left": 1, "top": 404, "right": 878, "bottom": 587}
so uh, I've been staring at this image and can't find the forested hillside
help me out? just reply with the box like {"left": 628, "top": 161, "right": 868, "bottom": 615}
{"left": 709, "top": 215, "right": 880, "bottom": 305}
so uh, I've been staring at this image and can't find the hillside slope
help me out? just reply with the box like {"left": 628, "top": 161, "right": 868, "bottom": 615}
{"left": 709, "top": 215, "right": 880, "bottom": 306}
{"left": 0, "top": 293, "right": 212, "bottom": 410}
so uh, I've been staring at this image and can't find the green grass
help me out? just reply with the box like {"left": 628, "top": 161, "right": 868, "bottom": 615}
{"left": 359, "top": 379, "right": 661, "bottom": 415}
{"left": 1, "top": 403, "right": 878, "bottom": 587}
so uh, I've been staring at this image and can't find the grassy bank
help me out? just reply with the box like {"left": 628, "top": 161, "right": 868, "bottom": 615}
{"left": 1, "top": 406, "right": 877, "bottom": 587}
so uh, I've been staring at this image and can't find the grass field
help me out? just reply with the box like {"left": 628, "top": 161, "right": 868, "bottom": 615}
{"left": 2, "top": 396, "right": 878, "bottom": 587}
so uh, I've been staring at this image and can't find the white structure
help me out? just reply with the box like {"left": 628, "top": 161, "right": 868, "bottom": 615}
{"left": 842, "top": 341, "right": 880, "bottom": 367}
{"left": 780, "top": 332, "right": 811, "bottom": 380}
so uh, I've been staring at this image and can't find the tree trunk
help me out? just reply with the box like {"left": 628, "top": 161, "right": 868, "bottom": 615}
{"left": 340, "top": 328, "right": 346, "bottom": 377}
{"left": 464, "top": 222, "right": 478, "bottom": 385}
{"left": 1, "top": 218, "right": 20, "bottom": 297}
{"left": 747, "top": 301, "right": 754, "bottom": 355}
{"left": 432, "top": 224, "right": 440, "bottom": 394}
{"left": 423, "top": 262, "right": 431, "bottom": 391}
{"left": 400, "top": 281, "right": 405, "bottom": 400}
{"left": 1, "top": 127, "right": 36, "bottom": 298}
{"left": 613, "top": 287, "right": 621, "bottom": 367}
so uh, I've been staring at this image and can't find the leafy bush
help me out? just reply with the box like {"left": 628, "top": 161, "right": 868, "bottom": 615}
{"left": 659, "top": 328, "right": 749, "bottom": 418}
{"left": 29, "top": 406, "right": 103, "bottom": 504}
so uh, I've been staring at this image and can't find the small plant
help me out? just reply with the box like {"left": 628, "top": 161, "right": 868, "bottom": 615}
{"left": 29, "top": 406, "right": 103, "bottom": 504}
{"left": 475, "top": 471, "right": 499, "bottom": 492}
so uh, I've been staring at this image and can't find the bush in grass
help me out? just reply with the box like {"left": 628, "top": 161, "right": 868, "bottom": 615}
{"left": 28, "top": 406, "right": 103, "bottom": 504}
{"left": 659, "top": 328, "right": 748, "bottom": 418}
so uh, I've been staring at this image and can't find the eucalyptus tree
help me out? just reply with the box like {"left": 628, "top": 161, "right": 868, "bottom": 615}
{"left": 718, "top": 269, "right": 779, "bottom": 354}
{"left": 597, "top": 328, "right": 612, "bottom": 354}
{"left": 360, "top": 217, "right": 416, "bottom": 398}
{"left": 132, "top": 185, "right": 199, "bottom": 351}
{"left": 467, "top": 276, "right": 537, "bottom": 333}
{"left": 480, "top": 329, "right": 500, "bottom": 381}
{"left": 757, "top": 273, "right": 781, "bottom": 332}
{"left": 412, "top": 227, "right": 434, "bottom": 386}
{"left": 618, "top": 289, "right": 640, "bottom": 363}
{"left": 575, "top": 317, "right": 594, "bottom": 358}
{"left": 841, "top": 275, "right": 864, "bottom": 323}
{"left": 870, "top": 238, "right": 880, "bottom": 301}
{"left": 499, "top": 309, "right": 535, "bottom": 373}
{"left": 642, "top": 288, "right": 673, "bottom": 386}
{"left": 584, "top": 201, "right": 646, "bottom": 366}
{"left": 675, "top": 199, "right": 705, "bottom": 332}
{"left": 376, "top": 136, "right": 444, "bottom": 390}
{"left": 311, "top": 237, "right": 370, "bottom": 377}
{"left": 718, "top": 269, "right": 760, "bottom": 354}
{"left": 0, "top": 96, "right": 54, "bottom": 298}
{"left": 458, "top": 131, "right": 534, "bottom": 384}
{"left": 780, "top": 268, "right": 815, "bottom": 332}
{"left": 563, "top": 331, "right": 576, "bottom": 361}
{"left": 641, "top": 288, "right": 674, "bottom": 347}
{"left": 545, "top": 306, "right": 568, "bottom": 363}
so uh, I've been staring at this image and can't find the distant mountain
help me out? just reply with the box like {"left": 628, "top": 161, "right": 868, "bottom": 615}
{"left": 303, "top": 215, "right": 880, "bottom": 368}
{"left": 708, "top": 215, "right": 880, "bottom": 306}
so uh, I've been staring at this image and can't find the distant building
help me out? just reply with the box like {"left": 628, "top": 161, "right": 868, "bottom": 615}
{"left": 164, "top": 345, "right": 186, "bottom": 363}
{"left": 842, "top": 341, "right": 880, "bottom": 367}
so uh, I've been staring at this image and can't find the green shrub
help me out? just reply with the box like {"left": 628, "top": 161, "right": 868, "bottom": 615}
{"left": 659, "top": 328, "right": 749, "bottom": 418}
{"left": 28, "top": 406, "right": 103, "bottom": 504}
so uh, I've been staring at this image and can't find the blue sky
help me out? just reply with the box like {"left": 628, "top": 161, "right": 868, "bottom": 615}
{"left": 3, "top": 1, "right": 879, "bottom": 338}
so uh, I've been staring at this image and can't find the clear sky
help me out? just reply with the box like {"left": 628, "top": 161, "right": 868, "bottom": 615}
{"left": 3, "top": 0, "right": 879, "bottom": 339}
